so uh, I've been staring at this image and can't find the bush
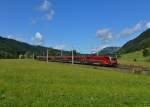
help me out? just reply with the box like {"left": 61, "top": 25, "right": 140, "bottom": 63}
{"left": 143, "top": 48, "right": 150, "bottom": 57}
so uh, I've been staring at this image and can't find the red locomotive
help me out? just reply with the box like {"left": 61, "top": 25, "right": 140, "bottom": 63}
{"left": 36, "top": 55, "right": 118, "bottom": 66}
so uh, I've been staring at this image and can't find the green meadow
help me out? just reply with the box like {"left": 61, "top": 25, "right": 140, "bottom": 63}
{"left": 0, "top": 60, "right": 150, "bottom": 107}
{"left": 119, "top": 51, "right": 150, "bottom": 67}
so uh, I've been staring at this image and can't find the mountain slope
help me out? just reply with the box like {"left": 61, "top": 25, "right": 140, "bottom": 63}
{"left": 0, "top": 36, "right": 80, "bottom": 58}
{"left": 0, "top": 36, "right": 48, "bottom": 58}
{"left": 99, "top": 47, "right": 120, "bottom": 55}
{"left": 119, "top": 28, "right": 150, "bottom": 53}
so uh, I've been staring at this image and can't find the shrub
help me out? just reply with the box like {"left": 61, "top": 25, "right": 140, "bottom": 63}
{"left": 133, "top": 59, "right": 137, "bottom": 62}
{"left": 143, "top": 48, "right": 150, "bottom": 57}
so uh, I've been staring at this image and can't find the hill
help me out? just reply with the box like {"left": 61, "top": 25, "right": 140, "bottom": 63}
{"left": 99, "top": 47, "right": 120, "bottom": 55}
{"left": 0, "top": 36, "right": 80, "bottom": 58}
{"left": 0, "top": 36, "right": 48, "bottom": 58}
{"left": 118, "top": 50, "right": 150, "bottom": 67}
{"left": 119, "top": 28, "right": 150, "bottom": 53}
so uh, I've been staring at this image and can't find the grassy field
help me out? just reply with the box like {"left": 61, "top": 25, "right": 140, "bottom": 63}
{"left": 119, "top": 51, "right": 150, "bottom": 67}
{"left": 0, "top": 60, "right": 150, "bottom": 107}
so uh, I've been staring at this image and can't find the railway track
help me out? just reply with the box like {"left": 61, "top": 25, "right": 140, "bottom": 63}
{"left": 90, "top": 64, "right": 150, "bottom": 74}
{"left": 70, "top": 63, "right": 150, "bottom": 74}
{"left": 43, "top": 60, "right": 150, "bottom": 74}
{"left": 116, "top": 64, "right": 150, "bottom": 74}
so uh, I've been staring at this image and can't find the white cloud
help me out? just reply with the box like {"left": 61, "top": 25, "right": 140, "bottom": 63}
{"left": 5, "top": 34, "right": 23, "bottom": 41}
{"left": 146, "top": 22, "right": 150, "bottom": 29}
{"left": 39, "top": 0, "right": 55, "bottom": 21}
{"left": 96, "top": 21, "right": 150, "bottom": 42}
{"left": 118, "top": 22, "right": 143, "bottom": 37}
{"left": 7, "top": 35, "right": 16, "bottom": 39}
{"left": 54, "top": 44, "right": 66, "bottom": 50}
{"left": 91, "top": 45, "right": 108, "bottom": 53}
{"left": 33, "top": 32, "right": 44, "bottom": 44}
{"left": 94, "top": 20, "right": 150, "bottom": 52}
{"left": 40, "top": 0, "right": 51, "bottom": 11}
{"left": 96, "top": 29, "right": 113, "bottom": 41}
{"left": 45, "top": 10, "right": 55, "bottom": 21}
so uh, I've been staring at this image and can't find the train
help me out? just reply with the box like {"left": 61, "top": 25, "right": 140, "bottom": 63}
{"left": 36, "top": 55, "right": 118, "bottom": 66}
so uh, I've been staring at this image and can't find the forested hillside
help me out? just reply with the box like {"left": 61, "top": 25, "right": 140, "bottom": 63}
{"left": 119, "top": 29, "right": 150, "bottom": 53}
{"left": 0, "top": 36, "right": 80, "bottom": 58}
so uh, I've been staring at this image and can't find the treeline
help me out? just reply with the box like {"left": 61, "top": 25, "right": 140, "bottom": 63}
{"left": 48, "top": 48, "right": 80, "bottom": 56}
{"left": 0, "top": 48, "right": 80, "bottom": 59}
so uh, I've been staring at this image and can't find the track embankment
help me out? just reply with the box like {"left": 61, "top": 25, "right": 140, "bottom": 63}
{"left": 115, "top": 64, "right": 150, "bottom": 74}
{"left": 72, "top": 63, "right": 150, "bottom": 74}
{"left": 47, "top": 61, "right": 150, "bottom": 74}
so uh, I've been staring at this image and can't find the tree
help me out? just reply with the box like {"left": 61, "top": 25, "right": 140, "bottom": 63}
{"left": 48, "top": 48, "right": 59, "bottom": 56}
{"left": 143, "top": 48, "right": 150, "bottom": 57}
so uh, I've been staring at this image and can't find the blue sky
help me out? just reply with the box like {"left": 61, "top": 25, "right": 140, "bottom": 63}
{"left": 0, "top": 0, "right": 150, "bottom": 53}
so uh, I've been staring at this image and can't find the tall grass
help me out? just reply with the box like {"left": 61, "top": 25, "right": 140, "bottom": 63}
{"left": 0, "top": 60, "right": 150, "bottom": 107}
{"left": 119, "top": 51, "right": 150, "bottom": 67}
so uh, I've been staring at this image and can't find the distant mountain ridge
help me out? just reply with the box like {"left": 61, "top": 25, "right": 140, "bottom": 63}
{"left": 99, "top": 47, "right": 120, "bottom": 55}
{"left": 119, "top": 28, "right": 150, "bottom": 53}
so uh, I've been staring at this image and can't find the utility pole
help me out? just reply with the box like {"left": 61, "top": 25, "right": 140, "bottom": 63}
{"left": 46, "top": 49, "right": 49, "bottom": 63}
{"left": 33, "top": 52, "right": 34, "bottom": 60}
{"left": 61, "top": 50, "right": 63, "bottom": 56}
{"left": 43, "top": 51, "right": 45, "bottom": 56}
{"left": 72, "top": 47, "right": 74, "bottom": 65}
{"left": 97, "top": 51, "right": 99, "bottom": 56}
